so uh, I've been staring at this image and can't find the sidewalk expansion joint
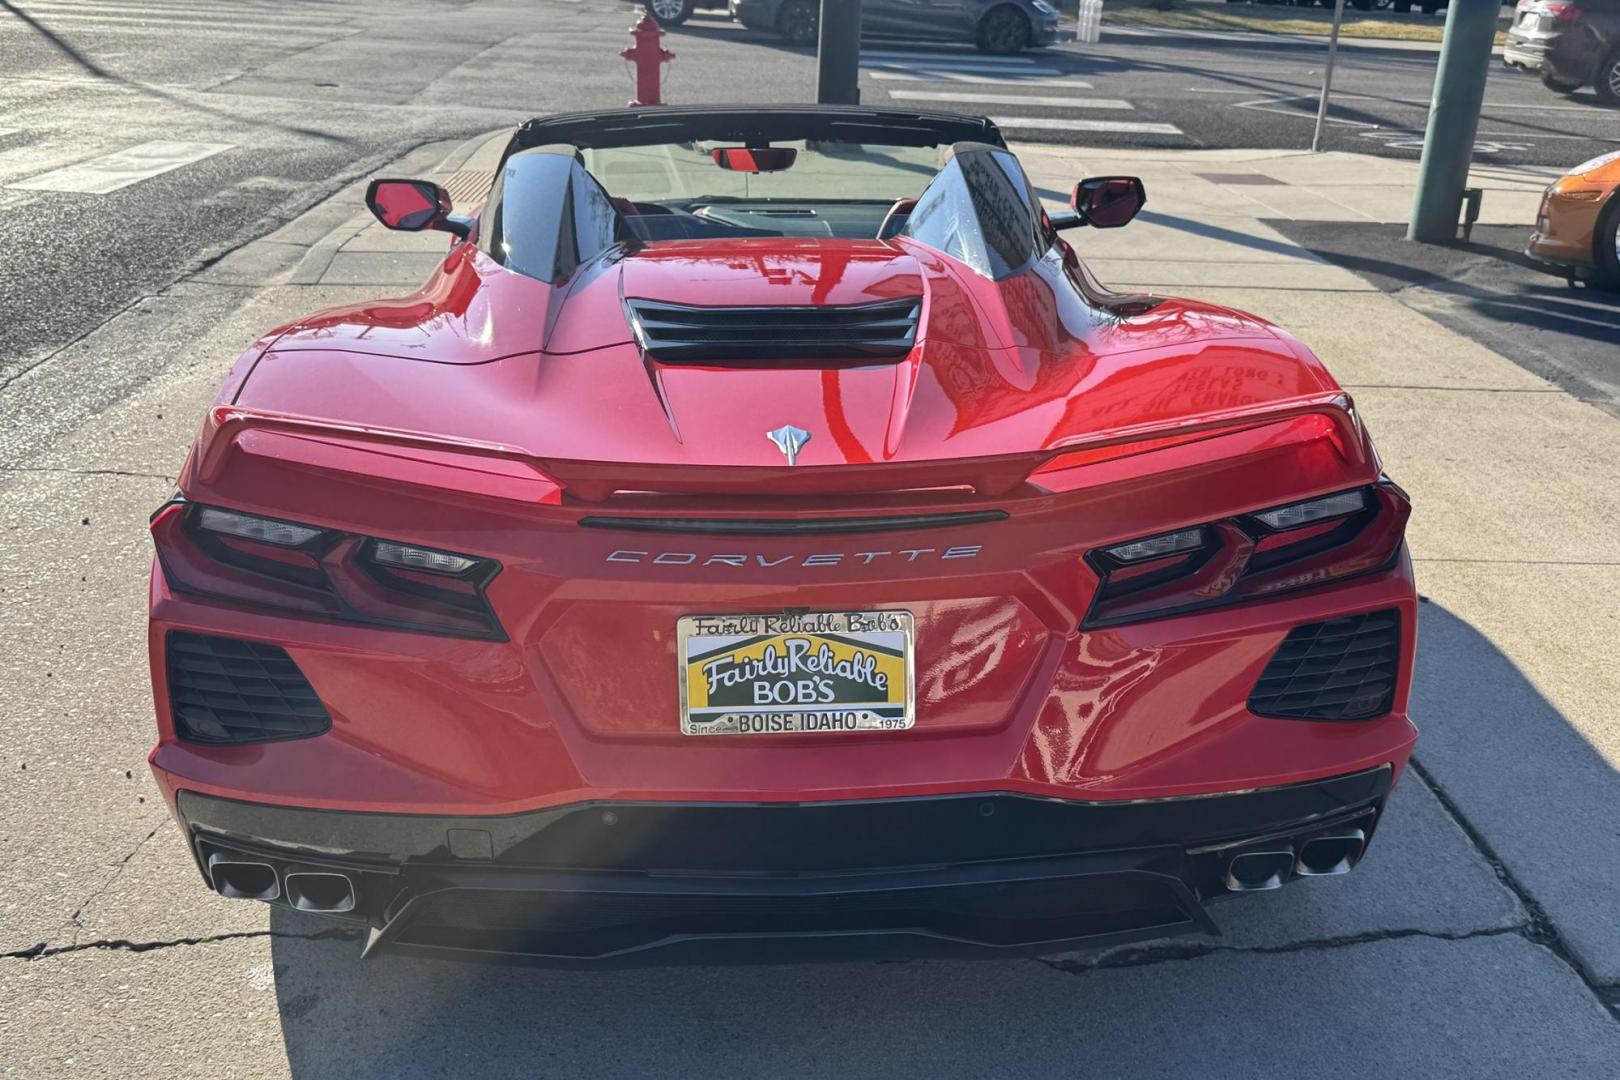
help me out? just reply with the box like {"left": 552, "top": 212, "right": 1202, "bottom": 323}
{"left": 1, "top": 926, "right": 362, "bottom": 963}
{"left": 1408, "top": 756, "right": 1620, "bottom": 1021}
{"left": 1030, "top": 924, "right": 1525, "bottom": 978}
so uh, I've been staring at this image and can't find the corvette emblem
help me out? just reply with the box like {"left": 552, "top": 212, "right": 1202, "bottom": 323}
{"left": 765, "top": 424, "right": 811, "bottom": 466}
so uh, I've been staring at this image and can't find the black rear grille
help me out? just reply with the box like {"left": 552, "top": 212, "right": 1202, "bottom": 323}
{"left": 1248, "top": 609, "right": 1400, "bottom": 721}
{"left": 167, "top": 632, "right": 330, "bottom": 744}
{"left": 626, "top": 296, "right": 921, "bottom": 363}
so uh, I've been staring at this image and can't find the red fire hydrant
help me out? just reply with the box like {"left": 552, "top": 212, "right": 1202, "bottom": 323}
{"left": 622, "top": 13, "right": 673, "bottom": 107}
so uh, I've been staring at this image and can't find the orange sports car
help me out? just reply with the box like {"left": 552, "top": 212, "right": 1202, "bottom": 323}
{"left": 1529, "top": 149, "right": 1620, "bottom": 286}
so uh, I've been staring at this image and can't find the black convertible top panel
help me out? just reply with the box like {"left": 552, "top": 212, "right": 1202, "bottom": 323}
{"left": 503, "top": 105, "right": 1005, "bottom": 163}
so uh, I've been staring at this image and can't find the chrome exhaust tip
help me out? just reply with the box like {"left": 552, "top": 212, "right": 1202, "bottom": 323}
{"left": 207, "top": 854, "right": 280, "bottom": 901}
{"left": 284, "top": 871, "right": 357, "bottom": 913}
{"left": 1297, "top": 830, "right": 1367, "bottom": 877}
{"left": 1225, "top": 849, "right": 1294, "bottom": 892}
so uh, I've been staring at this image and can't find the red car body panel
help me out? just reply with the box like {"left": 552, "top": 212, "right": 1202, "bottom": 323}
{"left": 150, "top": 241, "right": 1413, "bottom": 814}
{"left": 148, "top": 109, "right": 1416, "bottom": 959}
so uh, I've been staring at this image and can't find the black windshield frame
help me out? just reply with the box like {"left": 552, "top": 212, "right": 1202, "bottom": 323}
{"left": 501, "top": 106, "right": 1006, "bottom": 169}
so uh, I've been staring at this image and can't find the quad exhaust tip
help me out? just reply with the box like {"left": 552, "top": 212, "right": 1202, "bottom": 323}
{"left": 284, "top": 871, "right": 357, "bottom": 913}
{"left": 207, "top": 854, "right": 280, "bottom": 901}
{"left": 1297, "top": 830, "right": 1367, "bottom": 877}
{"left": 1225, "top": 849, "right": 1294, "bottom": 892}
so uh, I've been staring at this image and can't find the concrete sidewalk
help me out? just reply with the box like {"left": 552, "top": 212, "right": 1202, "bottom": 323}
{"left": 2, "top": 132, "right": 1617, "bottom": 1077}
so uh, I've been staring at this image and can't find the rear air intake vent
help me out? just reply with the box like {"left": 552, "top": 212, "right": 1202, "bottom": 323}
{"left": 167, "top": 632, "right": 330, "bottom": 744}
{"left": 626, "top": 296, "right": 921, "bottom": 363}
{"left": 1248, "top": 609, "right": 1400, "bottom": 722}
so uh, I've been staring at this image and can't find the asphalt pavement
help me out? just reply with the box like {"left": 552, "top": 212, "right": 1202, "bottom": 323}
{"left": 715, "top": 13, "right": 1620, "bottom": 166}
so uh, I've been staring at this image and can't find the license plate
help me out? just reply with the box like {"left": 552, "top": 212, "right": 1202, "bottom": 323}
{"left": 677, "top": 611, "right": 914, "bottom": 736}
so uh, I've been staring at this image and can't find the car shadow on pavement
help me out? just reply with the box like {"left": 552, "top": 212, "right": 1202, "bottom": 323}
{"left": 262, "top": 599, "right": 1617, "bottom": 1077}
{"left": 1270, "top": 220, "right": 1620, "bottom": 412}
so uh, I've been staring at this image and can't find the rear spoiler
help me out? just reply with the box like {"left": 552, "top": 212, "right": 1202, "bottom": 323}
{"left": 190, "top": 393, "right": 1363, "bottom": 503}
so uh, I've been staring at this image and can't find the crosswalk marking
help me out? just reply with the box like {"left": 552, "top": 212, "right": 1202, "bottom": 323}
{"left": 5, "top": 10, "right": 349, "bottom": 33}
{"left": 863, "top": 49, "right": 1036, "bottom": 65}
{"left": 9, "top": 140, "right": 234, "bottom": 194}
{"left": 14, "top": 0, "right": 345, "bottom": 15}
{"left": 867, "top": 70, "right": 1092, "bottom": 87}
{"left": 988, "top": 116, "right": 1185, "bottom": 135}
{"left": 867, "top": 61, "right": 1061, "bottom": 77}
{"left": 887, "top": 90, "right": 1133, "bottom": 111}
{"left": 868, "top": 43, "right": 1189, "bottom": 142}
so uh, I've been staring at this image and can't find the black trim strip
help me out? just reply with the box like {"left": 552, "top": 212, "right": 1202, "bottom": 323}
{"left": 579, "top": 510, "right": 1007, "bottom": 536}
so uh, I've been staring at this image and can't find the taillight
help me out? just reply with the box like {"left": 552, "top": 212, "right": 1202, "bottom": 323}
{"left": 150, "top": 500, "right": 505, "bottom": 639}
{"left": 1545, "top": 1, "right": 1581, "bottom": 21}
{"left": 1083, "top": 480, "right": 1410, "bottom": 628}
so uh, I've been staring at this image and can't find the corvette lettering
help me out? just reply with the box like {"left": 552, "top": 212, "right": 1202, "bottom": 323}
{"left": 607, "top": 545, "right": 982, "bottom": 567}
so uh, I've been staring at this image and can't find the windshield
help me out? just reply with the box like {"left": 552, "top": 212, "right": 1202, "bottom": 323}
{"left": 585, "top": 141, "right": 941, "bottom": 207}
{"left": 578, "top": 140, "right": 945, "bottom": 242}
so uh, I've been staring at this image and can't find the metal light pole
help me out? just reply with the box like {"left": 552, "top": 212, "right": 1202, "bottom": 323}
{"left": 1311, "top": 0, "right": 1348, "bottom": 153}
{"left": 1407, "top": 0, "right": 1501, "bottom": 243}
{"left": 816, "top": 0, "right": 862, "bottom": 106}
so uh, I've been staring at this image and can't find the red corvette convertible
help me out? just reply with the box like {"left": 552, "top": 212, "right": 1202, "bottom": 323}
{"left": 148, "top": 106, "right": 1417, "bottom": 961}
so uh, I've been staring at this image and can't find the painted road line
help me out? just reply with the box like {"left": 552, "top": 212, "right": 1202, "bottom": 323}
{"left": 864, "top": 60, "right": 1057, "bottom": 75}
{"left": 5, "top": 11, "right": 346, "bottom": 33}
{"left": 19, "top": 0, "right": 349, "bottom": 14}
{"left": 867, "top": 70, "right": 1090, "bottom": 86}
{"left": 862, "top": 49, "right": 1037, "bottom": 64}
{"left": 887, "top": 90, "right": 1133, "bottom": 110}
{"left": 9, "top": 141, "right": 234, "bottom": 194}
{"left": 17, "top": 0, "right": 343, "bottom": 17}
{"left": 989, "top": 116, "right": 1185, "bottom": 135}
{"left": 865, "top": 64, "right": 1067, "bottom": 78}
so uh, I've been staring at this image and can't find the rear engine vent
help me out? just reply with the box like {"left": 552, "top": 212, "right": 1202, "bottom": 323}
{"left": 626, "top": 296, "right": 921, "bottom": 363}
{"left": 1248, "top": 609, "right": 1400, "bottom": 721}
{"left": 167, "top": 632, "right": 331, "bottom": 744}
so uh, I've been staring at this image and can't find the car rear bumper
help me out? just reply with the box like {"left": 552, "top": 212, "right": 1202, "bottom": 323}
{"left": 1503, "top": 42, "right": 1548, "bottom": 69}
{"left": 175, "top": 766, "right": 1395, "bottom": 962}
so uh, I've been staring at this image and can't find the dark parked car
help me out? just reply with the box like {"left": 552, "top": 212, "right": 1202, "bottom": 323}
{"left": 730, "top": 0, "right": 1066, "bottom": 52}
{"left": 1505, "top": 0, "right": 1620, "bottom": 103}
{"left": 638, "top": 0, "right": 730, "bottom": 25}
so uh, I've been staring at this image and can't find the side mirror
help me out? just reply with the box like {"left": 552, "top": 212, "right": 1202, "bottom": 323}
{"left": 365, "top": 178, "right": 469, "bottom": 238}
{"left": 1071, "top": 176, "right": 1146, "bottom": 229}
{"left": 712, "top": 146, "right": 798, "bottom": 174}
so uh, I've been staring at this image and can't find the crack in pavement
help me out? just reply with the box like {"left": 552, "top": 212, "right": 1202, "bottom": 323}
{"left": 1033, "top": 762, "right": 1620, "bottom": 1021}
{"left": 1406, "top": 757, "right": 1620, "bottom": 1021}
{"left": 60, "top": 823, "right": 164, "bottom": 949}
{"left": 1032, "top": 924, "right": 1526, "bottom": 977}
{"left": 2, "top": 926, "right": 362, "bottom": 962}
{"left": 0, "top": 466, "right": 176, "bottom": 483}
